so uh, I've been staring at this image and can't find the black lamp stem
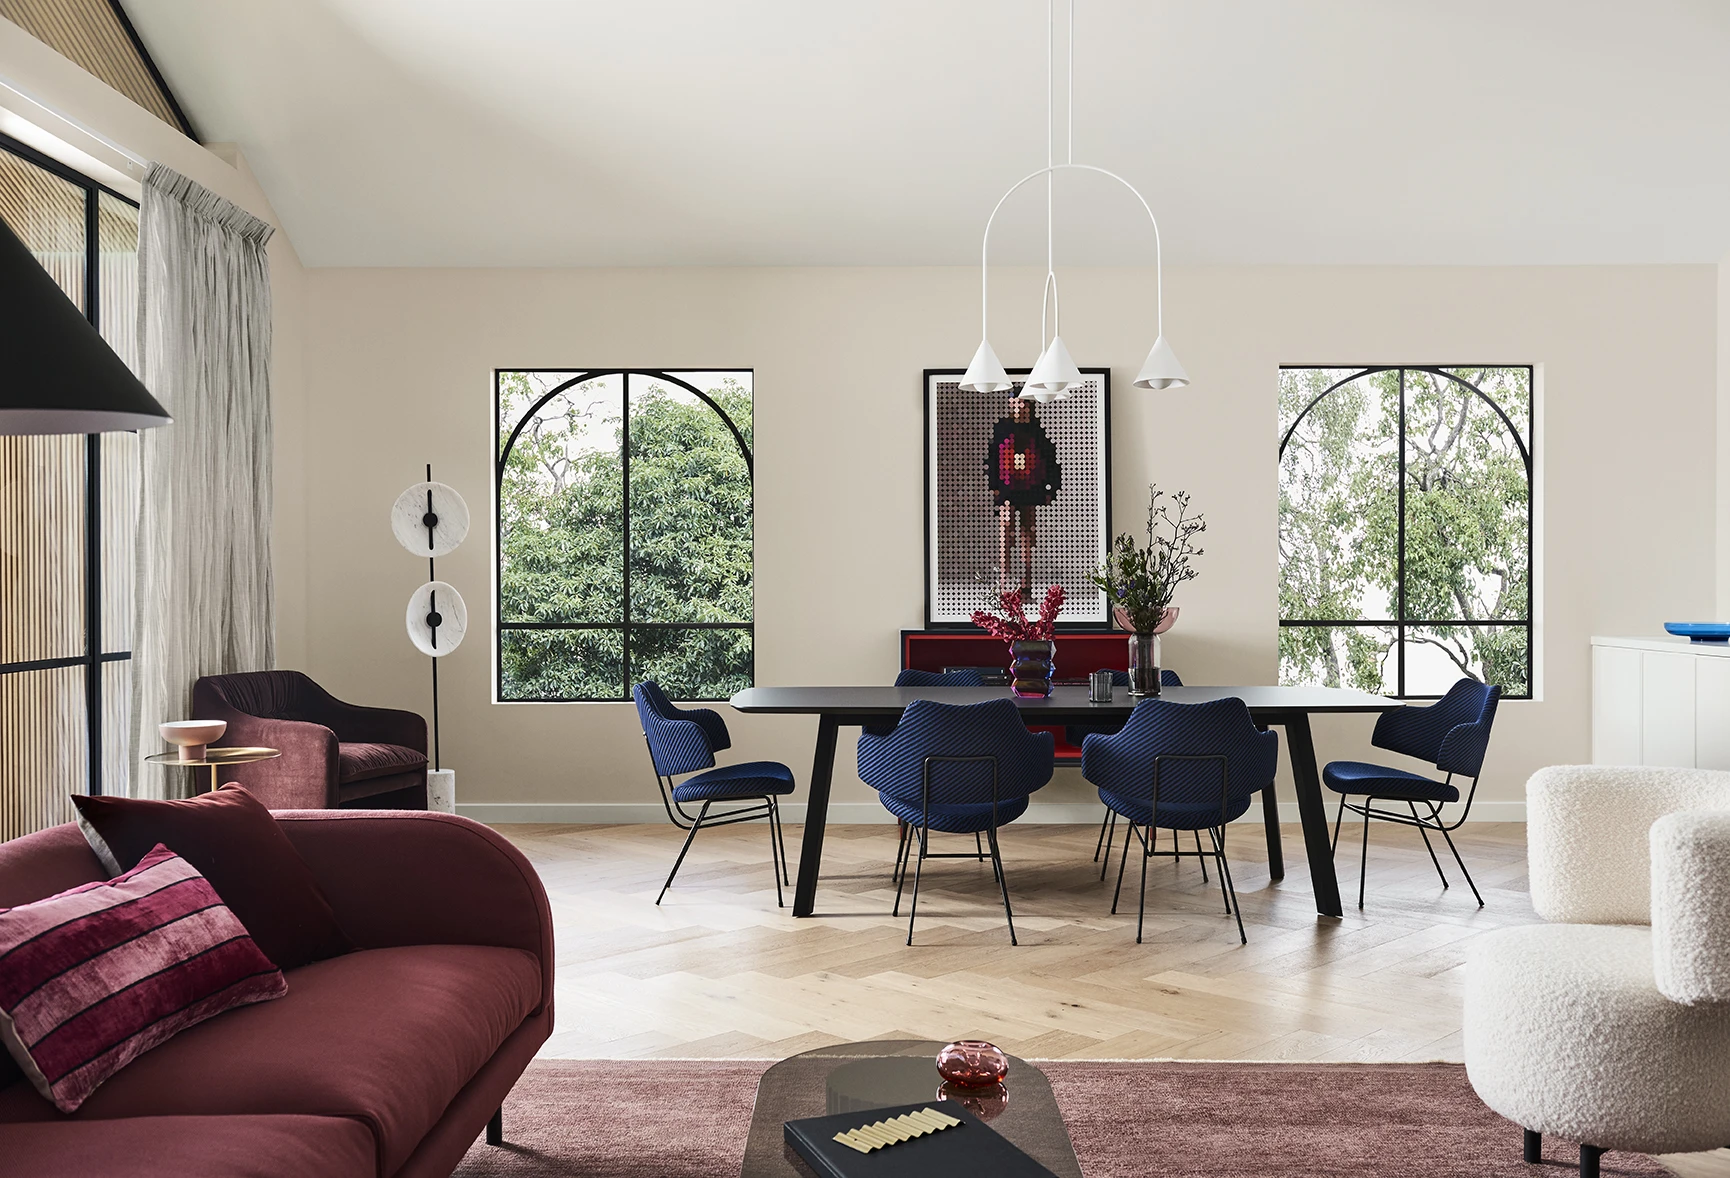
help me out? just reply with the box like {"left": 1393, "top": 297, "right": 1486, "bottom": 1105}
{"left": 425, "top": 461, "right": 441, "bottom": 771}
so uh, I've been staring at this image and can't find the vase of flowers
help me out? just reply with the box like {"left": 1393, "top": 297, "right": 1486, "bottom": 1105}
{"left": 972, "top": 585, "right": 1065, "bottom": 698}
{"left": 1091, "top": 485, "right": 1204, "bottom": 696}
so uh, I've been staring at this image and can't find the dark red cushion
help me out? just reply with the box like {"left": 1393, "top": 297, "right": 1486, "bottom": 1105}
{"left": 70, "top": 786, "right": 352, "bottom": 970}
{"left": 0, "top": 845, "right": 286, "bottom": 1113}
{"left": 0, "top": 944, "right": 543, "bottom": 1177}
{"left": 337, "top": 742, "right": 428, "bottom": 784}
{"left": 0, "top": 1114, "right": 375, "bottom": 1178}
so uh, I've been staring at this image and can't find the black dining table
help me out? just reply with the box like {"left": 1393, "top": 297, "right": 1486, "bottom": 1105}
{"left": 728, "top": 684, "right": 1399, "bottom": 920}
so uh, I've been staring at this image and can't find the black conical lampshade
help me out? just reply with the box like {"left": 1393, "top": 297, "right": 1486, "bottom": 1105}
{"left": 0, "top": 213, "right": 169, "bottom": 435}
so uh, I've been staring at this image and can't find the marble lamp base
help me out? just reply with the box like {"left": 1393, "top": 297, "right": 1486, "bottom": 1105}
{"left": 427, "top": 768, "right": 455, "bottom": 814}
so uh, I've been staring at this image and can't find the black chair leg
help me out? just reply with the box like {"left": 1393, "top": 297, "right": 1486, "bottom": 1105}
{"left": 658, "top": 800, "right": 711, "bottom": 905}
{"left": 1194, "top": 828, "right": 1209, "bottom": 882}
{"left": 975, "top": 831, "right": 985, "bottom": 862}
{"left": 987, "top": 825, "right": 1017, "bottom": 946}
{"left": 1581, "top": 1143, "right": 1605, "bottom": 1178}
{"left": 906, "top": 826, "right": 927, "bottom": 946}
{"left": 893, "top": 821, "right": 910, "bottom": 888}
{"left": 1136, "top": 824, "right": 1151, "bottom": 943}
{"left": 1408, "top": 800, "right": 1448, "bottom": 889}
{"left": 772, "top": 799, "right": 790, "bottom": 886}
{"left": 1110, "top": 814, "right": 1134, "bottom": 913}
{"left": 1211, "top": 826, "right": 1247, "bottom": 945}
{"left": 766, "top": 799, "right": 784, "bottom": 908}
{"left": 1097, "top": 809, "right": 1117, "bottom": 879}
{"left": 487, "top": 1107, "right": 503, "bottom": 1146}
{"left": 1436, "top": 819, "right": 1485, "bottom": 907}
{"left": 892, "top": 824, "right": 914, "bottom": 915}
{"left": 1358, "top": 797, "right": 1371, "bottom": 909}
{"left": 1331, "top": 792, "right": 1347, "bottom": 854}
{"left": 1522, "top": 1129, "right": 1541, "bottom": 1164}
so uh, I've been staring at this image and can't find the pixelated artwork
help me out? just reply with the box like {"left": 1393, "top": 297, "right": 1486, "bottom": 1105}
{"left": 925, "top": 369, "right": 1110, "bottom": 625}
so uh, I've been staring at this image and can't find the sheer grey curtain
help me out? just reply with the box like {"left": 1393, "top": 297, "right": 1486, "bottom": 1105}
{"left": 127, "top": 164, "right": 275, "bottom": 798}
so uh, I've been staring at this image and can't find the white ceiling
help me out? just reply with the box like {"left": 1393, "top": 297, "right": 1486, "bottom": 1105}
{"left": 123, "top": 0, "right": 1730, "bottom": 268}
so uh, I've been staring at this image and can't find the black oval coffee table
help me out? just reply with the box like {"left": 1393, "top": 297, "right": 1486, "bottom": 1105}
{"left": 741, "top": 1039, "right": 1081, "bottom": 1177}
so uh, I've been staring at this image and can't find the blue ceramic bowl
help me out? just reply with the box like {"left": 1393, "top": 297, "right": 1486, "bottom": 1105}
{"left": 1665, "top": 622, "right": 1730, "bottom": 643}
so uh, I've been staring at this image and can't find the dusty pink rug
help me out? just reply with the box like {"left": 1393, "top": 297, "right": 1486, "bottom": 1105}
{"left": 454, "top": 1059, "right": 1666, "bottom": 1177}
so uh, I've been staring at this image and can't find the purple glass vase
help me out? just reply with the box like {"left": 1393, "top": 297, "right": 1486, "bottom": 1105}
{"left": 1008, "top": 641, "right": 1055, "bottom": 698}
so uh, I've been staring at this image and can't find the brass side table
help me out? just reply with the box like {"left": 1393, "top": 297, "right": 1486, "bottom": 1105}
{"left": 145, "top": 747, "right": 281, "bottom": 796}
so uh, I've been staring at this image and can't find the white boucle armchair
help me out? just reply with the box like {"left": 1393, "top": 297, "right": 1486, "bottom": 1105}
{"left": 1464, "top": 765, "right": 1730, "bottom": 1177}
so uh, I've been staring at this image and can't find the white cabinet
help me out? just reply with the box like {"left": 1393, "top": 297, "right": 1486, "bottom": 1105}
{"left": 1592, "top": 636, "right": 1730, "bottom": 768}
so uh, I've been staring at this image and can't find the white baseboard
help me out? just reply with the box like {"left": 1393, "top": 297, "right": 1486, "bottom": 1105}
{"left": 457, "top": 799, "right": 1527, "bottom": 825}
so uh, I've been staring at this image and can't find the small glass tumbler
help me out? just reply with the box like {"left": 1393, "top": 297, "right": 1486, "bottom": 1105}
{"left": 1089, "top": 669, "right": 1114, "bottom": 703}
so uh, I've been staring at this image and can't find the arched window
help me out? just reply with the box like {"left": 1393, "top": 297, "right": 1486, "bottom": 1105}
{"left": 495, "top": 370, "right": 753, "bottom": 701}
{"left": 1278, "top": 366, "right": 1532, "bottom": 699}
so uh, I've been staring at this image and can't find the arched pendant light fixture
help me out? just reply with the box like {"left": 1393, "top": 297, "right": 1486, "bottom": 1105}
{"left": 959, "top": 0, "right": 1188, "bottom": 398}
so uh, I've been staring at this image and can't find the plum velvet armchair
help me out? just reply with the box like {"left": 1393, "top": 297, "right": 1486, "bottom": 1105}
{"left": 191, "top": 671, "right": 428, "bottom": 810}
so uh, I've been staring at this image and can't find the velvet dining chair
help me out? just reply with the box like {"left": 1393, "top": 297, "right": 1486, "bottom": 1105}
{"left": 633, "top": 681, "right": 793, "bottom": 907}
{"left": 1324, "top": 678, "right": 1502, "bottom": 909}
{"left": 1081, "top": 697, "right": 1279, "bottom": 944}
{"left": 857, "top": 697, "right": 1053, "bottom": 945}
{"left": 1076, "top": 669, "right": 1186, "bottom": 875}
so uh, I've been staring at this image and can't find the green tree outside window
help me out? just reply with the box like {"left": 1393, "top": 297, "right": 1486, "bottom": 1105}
{"left": 496, "top": 370, "right": 753, "bottom": 701}
{"left": 1278, "top": 366, "right": 1531, "bottom": 698}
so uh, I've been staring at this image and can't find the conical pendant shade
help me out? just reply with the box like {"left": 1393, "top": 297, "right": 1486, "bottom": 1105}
{"left": 1021, "top": 335, "right": 1081, "bottom": 398}
{"left": 0, "top": 213, "right": 169, "bottom": 435}
{"left": 1132, "top": 334, "right": 1189, "bottom": 390}
{"left": 959, "top": 339, "right": 1014, "bottom": 392}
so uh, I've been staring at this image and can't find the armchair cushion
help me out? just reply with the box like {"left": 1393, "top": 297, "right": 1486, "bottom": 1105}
{"left": 337, "top": 742, "right": 428, "bottom": 785}
{"left": 670, "top": 760, "right": 795, "bottom": 803}
{"left": 69, "top": 786, "right": 353, "bottom": 970}
{"left": 1651, "top": 810, "right": 1730, "bottom": 1004}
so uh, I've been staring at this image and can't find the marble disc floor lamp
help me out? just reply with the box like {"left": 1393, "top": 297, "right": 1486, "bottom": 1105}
{"left": 392, "top": 467, "right": 469, "bottom": 813}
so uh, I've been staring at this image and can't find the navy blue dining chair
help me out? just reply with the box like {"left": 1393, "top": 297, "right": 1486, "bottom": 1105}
{"left": 857, "top": 698, "right": 1054, "bottom": 945}
{"left": 1073, "top": 669, "right": 1185, "bottom": 874}
{"left": 868, "top": 667, "right": 993, "bottom": 861}
{"left": 1324, "top": 678, "right": 1502, "bottom": 909}
{"left": 633, "top": 681, "right": 793, "bottom": 907}
{"left": 1081, "top": 697, "right": 1279, "bottom": 944}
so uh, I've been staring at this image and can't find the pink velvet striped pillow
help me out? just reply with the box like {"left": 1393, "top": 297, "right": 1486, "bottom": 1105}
{"left": 0, "top": 843, "right": 286, "bottom": 1112}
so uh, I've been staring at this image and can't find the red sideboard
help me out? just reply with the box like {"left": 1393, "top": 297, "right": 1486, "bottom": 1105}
{"left": 901, "top": 629, "right": 1131, "bottom": 682}
{"left": 901, "top": 630, "right": 1133, "bottom": 761}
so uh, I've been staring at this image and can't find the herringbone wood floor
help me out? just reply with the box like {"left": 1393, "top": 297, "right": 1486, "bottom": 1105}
{"left": 500, "top": 819, "right": 1730, "bottom": 1176}
{"left": 502, "top": 819, "right": 1535, "bottom": 1062}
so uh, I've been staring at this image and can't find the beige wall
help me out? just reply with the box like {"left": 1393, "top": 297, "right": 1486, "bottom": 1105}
{"left": 294, "top": 262, "right": 1717, "bottom": 821}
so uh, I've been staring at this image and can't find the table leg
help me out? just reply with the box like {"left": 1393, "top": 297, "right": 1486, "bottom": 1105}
{"left": 1281, "top": 712, "right": 1343, "bottom": 918}
{"left": 1260, "top": 784, "right": 1284, "bottom": 881}
{"left": 792, "top": 714, "right": 839, "bottom": 917}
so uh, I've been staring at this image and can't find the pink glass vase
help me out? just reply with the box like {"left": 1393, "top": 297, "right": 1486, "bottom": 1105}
{"left": 935, "top": 1040, "right": 1009, "bottom": 1087}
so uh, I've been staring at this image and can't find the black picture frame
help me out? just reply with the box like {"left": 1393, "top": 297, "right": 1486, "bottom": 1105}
{"left": 923, "top": 367, "right": 1112, "bottom": 629}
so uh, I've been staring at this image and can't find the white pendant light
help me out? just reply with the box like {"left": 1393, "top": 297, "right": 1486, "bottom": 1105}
{"left": 1133, "top": 334, "right": 1188, "bottom": 390}
{"left": 960, "top": 339, "right": 1013, "bottom": 393}
{"left": 1024, "top": 334, "right": 1081, "bottom": 397}
{"left": 963, "top": 0, "right": 1189, "bottom": 397}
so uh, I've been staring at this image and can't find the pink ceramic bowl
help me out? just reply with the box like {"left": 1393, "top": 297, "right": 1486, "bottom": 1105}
{"left": 159, "top": 720, "right": 226, "bottom": 763}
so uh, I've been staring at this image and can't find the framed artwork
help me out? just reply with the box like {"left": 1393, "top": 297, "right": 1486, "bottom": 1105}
{"left": 924, "top": 367, "right": 1111, "bottom": 627}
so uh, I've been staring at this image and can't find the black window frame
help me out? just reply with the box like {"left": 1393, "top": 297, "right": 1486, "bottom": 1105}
{"left": 1277, "top": 364, "right": 1535, "bottom": 700}
{"left": 493, "top": 368, "right": 755, "bottom": 703}
{"left": 0, "top": 129, "right": 140, "bottom": 795}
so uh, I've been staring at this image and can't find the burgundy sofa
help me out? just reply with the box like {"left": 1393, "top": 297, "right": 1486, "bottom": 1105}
{"left": 0, "top": 811, "right": 554, "bottom": 1178}
{"left": 192, "top": 671, "right": 429, "bottom": 810}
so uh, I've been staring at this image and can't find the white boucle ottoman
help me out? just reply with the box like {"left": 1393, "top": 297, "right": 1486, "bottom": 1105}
{"left": 1464, "top": 922, "right": 1730, "bottom": 1155}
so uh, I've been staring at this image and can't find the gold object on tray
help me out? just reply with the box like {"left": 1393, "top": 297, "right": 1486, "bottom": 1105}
{"left": 832, "top": 1106, "right": 961, "bottom": 1154}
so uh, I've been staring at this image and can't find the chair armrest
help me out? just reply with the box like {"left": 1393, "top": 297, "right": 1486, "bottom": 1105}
{"left": 1652, "top": 810, "right": 1730, "bottom": 1004}
{"left": 1527, "top": 764, "right": 1730, "bottom": 925}
{"left": 275, "top": 811, "right": 554, "bottom": 1016}
{"left": 680, "top": 706, "right": 731, "bottom": 754}
{"left": 311, "top": 697, "right": 427, "bottom": 752}
{"left": 193, "top": 699, "right": 340, "bottom": 809}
